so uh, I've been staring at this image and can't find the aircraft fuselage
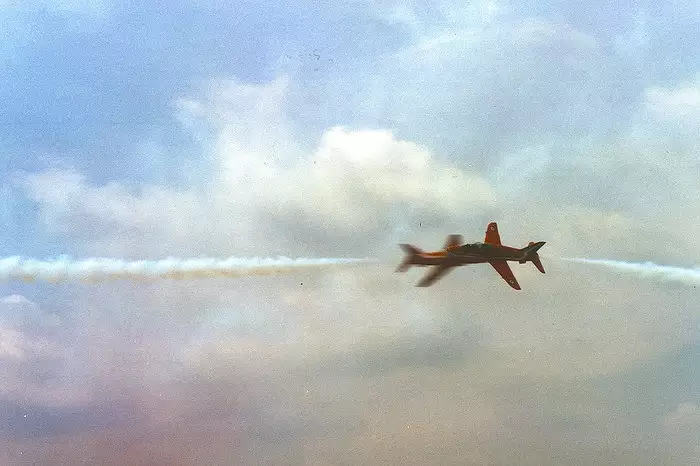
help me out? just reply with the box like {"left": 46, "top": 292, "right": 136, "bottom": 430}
{"left": 409, "top": 243, "right": 527, "bottom": 267}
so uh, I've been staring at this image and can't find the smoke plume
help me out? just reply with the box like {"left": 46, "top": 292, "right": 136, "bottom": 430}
{"left": 563, "top": 258, "right": 700, "bottom": 286}
{"left": 0, "top": 256, "right": 375, "bottom": 283}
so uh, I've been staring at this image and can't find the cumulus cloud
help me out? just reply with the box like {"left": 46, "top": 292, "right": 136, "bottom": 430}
{"left": 21, "top": 168, "right": 205, "bottom": 258}
{"left": 12, "top": 69, "right": 700, "bottom": 465}
{"left": 23, "top": 76, "right": 499, "bottom": 260}
{"left": 4, "top": 2, "right": 700, "bottom": 464}
{"left": 285, "top": 15, "right": 631, "bottom": 168}
{"left": 20, "top": 70, "right": 700, "bottom": 364}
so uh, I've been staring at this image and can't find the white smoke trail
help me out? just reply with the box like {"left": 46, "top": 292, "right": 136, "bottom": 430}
{"left": 0, "top": 256, "right": 376, "bottom": 283}
{"left": 563, "top": 258, "right": 700, "bottom": 286}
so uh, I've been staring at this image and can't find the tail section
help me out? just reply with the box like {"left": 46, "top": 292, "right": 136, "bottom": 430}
{"left": 396, "top": 244, "right": 422, "bottom": 272}
{"left": 519, "top": 241, "right": 546, "bottom": 273}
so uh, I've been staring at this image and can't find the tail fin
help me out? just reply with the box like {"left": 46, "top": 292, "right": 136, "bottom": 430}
{"left": 520, "top": 241, "right": 546, "bottom": 273}
{"left": 396, "top": 244, "right": 421, "bottom": 272}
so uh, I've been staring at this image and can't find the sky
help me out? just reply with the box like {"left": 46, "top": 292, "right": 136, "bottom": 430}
{"left": 1, "top": 0, "right": 699, "bottom": 464}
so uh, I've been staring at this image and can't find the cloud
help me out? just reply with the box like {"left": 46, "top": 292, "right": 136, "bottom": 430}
{"left": 21, "top": 168, "right": 204, "bottom": 258}
{"left": 285, "top": 15, "right": 632, "bottom": 167}
{"left": 664, "top": 402, "right": 700, "bottom": 427}
{"left": 0, "top": 295, "right": 81, "bottom": 407}
{"left": 0, "top": 326, "right": 25, "bottom": 359}
{"left": 663, "top": 402, "right": 700, "bottom": 461}
{"left": 4, "top": 2, "right": 700, "bottom": 463}
{"left": 24, "top": 77, "right": 497, "bottom": 260}
{"left": 19, "top": 69, "right": 699, "bottom": 378}
{"left": 274, "top": 126, "right": 494, "bottom": 235}
{"left": 643, "top": 73, "right": 700, "bottom": 127}
{"left": 11, "top": 64, "right": 700, "bottom": 464}
{"left": 364, "top": 0, "right": 509, "bottom": 33}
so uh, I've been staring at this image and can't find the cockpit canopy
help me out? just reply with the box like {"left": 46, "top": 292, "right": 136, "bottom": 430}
{"left": 451, "top": 242, "right": 495, "bottom": 253}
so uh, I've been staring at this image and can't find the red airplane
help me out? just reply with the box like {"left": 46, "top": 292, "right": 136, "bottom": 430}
{"left": 396, "top": 222, "right": 545, "bottom": 289}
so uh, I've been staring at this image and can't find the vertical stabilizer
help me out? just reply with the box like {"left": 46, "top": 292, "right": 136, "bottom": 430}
{"left": 531, "top": 254, "right": 545, "bottom": 273}
{"left": 396, "top": 244, "right": 422, "bottom": 272}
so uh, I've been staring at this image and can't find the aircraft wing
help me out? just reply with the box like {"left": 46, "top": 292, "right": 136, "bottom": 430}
{"left": 484, "top": 222, "right": 502, "bottom": 245}
{"left": 416, "top": 264, "right": 454, "bottom": 287}
{"left": 489, "top": 260, "right": 521, "bottom": 290}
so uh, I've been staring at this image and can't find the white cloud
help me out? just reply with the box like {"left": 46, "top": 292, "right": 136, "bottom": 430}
{"left": 0, "top": 325, "right": 25, "bottom": 359}
{"left": 2, "top": 294, "right": 33, "bottom": 305}
{"left": 275, "top": 126, "right": 494, "bottom": 232}
{"left": 644, "top": 73, "right": 700, "bottom": 123}
{"left": 0, "top": 324, "right": 60, "bottom": 362}
{"left": 7, "top": 5, "right": 700, "bottom": 461}
{"left": 19, "top": 73, "right": 700, "bottom": 385}
{"left": 22, "top": 169, "right": 205, "bottom": 258}
{"left": 365, "top": 0, "right": 510, "bottom": 35}
{"left": 0, "top": 295, "right": 81, "bottom": 406}
{"left": 24, "top": 76, "right": 497, "bottom": 259}
{"left": 664, "top": 402, "right": 700, "bottom": 427}
{"left": 663, "top": 402, "right": 700, "bottom": 461}
{"left": 283, "top": 15, "right": 619, "bottom": 168}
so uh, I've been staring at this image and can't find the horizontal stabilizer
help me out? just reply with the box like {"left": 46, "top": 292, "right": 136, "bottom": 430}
{"left": 522, "top": 241, "right": 546, "bottom": 255}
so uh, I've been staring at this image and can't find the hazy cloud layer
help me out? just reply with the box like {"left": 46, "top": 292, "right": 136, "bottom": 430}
{"left": 2, "top": 1, "right": 699, "bottom": 464}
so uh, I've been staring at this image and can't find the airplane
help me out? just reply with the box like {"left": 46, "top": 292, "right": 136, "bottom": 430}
{"left": 395, "top": 222, "right": 545, "bottom": 289}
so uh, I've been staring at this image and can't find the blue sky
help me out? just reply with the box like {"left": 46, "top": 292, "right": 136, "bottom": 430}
{"left": 1, "top": 0, "right": 415, "bottom": 257}
{"left": 0, "top": 1, "right": 412, "bottom": 175}
{"left": 2, "top": 1, "right": 696, "bottom": 187}
{"left": 1, "top": 0, "right": 699, "bottom": 463}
